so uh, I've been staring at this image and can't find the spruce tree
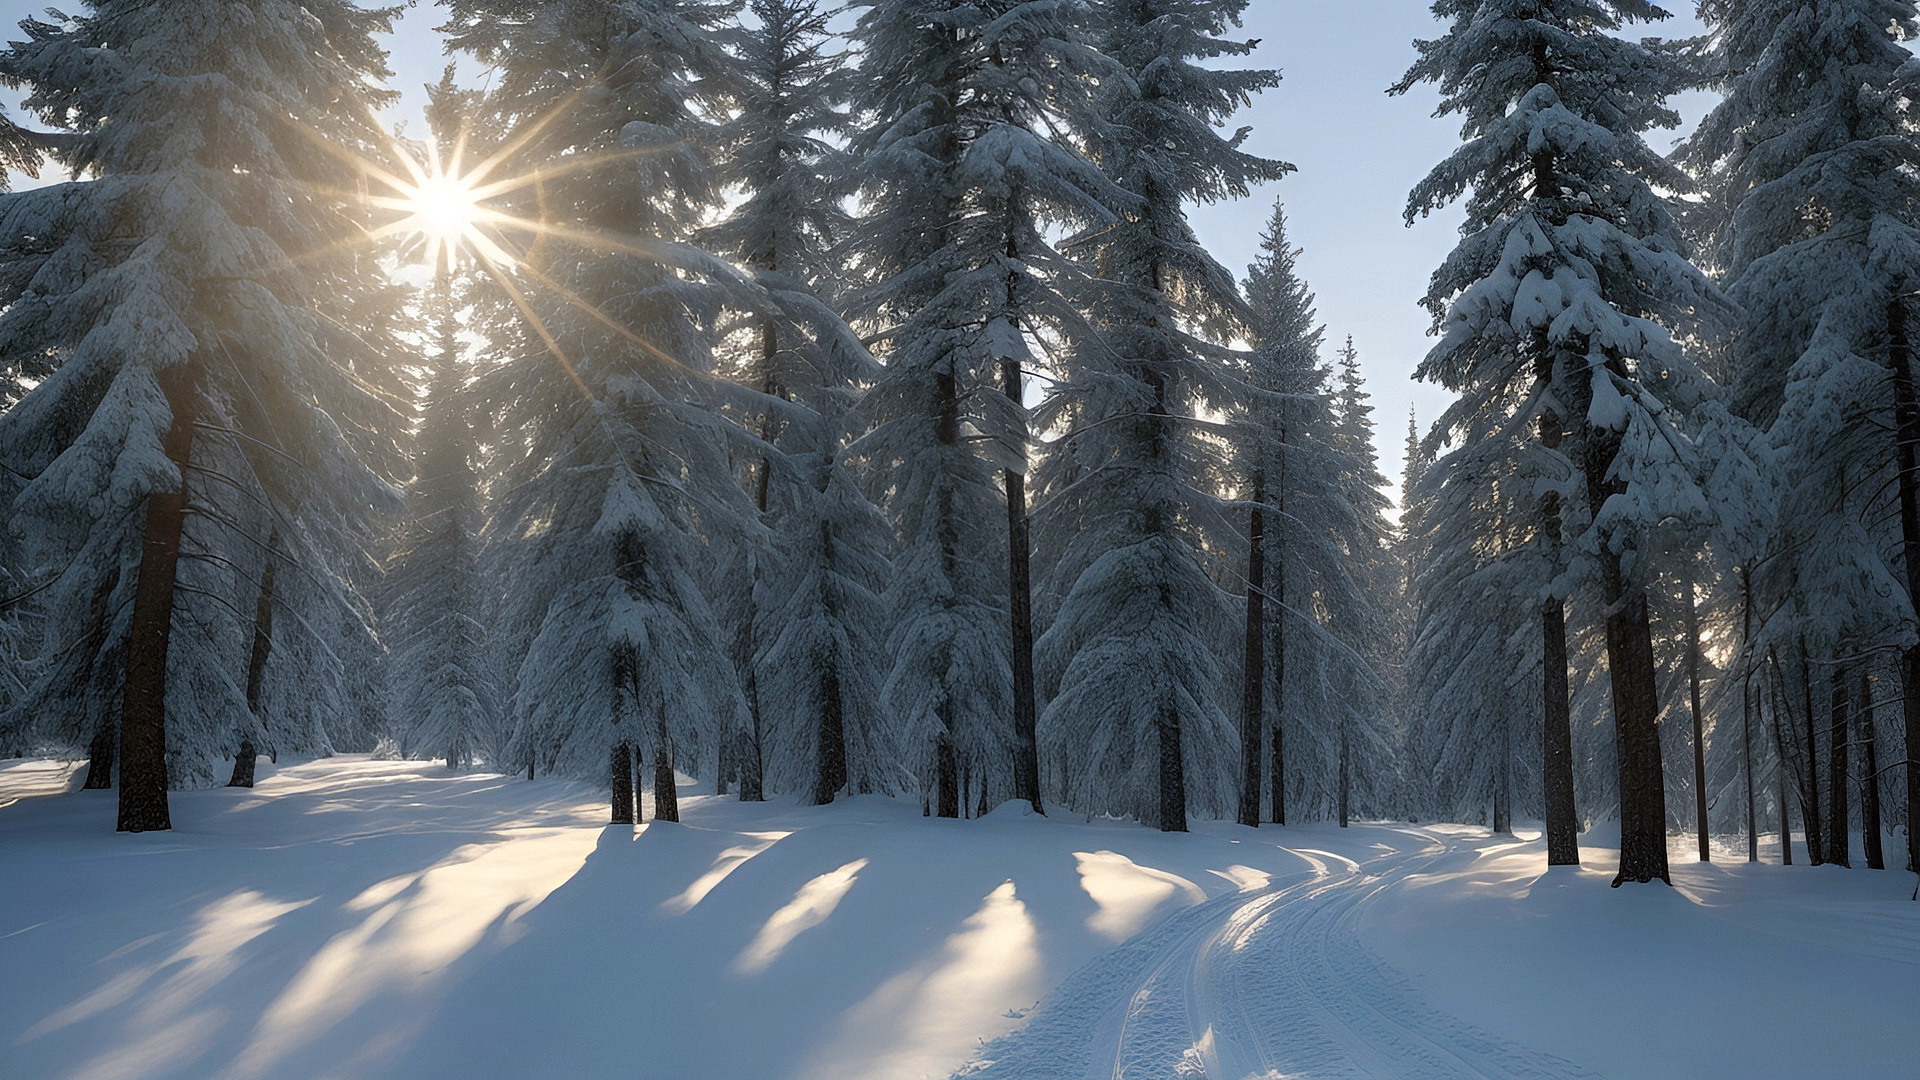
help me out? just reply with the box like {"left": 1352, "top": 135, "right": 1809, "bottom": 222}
{"left": 1396, "top": 0, "right": 1722, "bottom": 882}
{"left": 0, "top": 0, "right": 406, "bottom": 828}
{"left": 1033, "top": 0, "right": 1287, "bottom": 831}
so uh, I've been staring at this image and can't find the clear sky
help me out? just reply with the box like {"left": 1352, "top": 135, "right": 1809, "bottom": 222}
{"left": 0, "top": 0, "right": 1713, "bottom": 498}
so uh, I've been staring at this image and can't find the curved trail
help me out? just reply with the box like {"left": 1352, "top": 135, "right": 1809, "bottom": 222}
{"left": 959, "top": 828, "right": 1602, "bottom": 1080}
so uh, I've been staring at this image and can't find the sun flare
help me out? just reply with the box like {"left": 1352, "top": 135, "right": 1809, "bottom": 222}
{"left": 400, "top": 172, "right": 484, "bottom": 247}
{"left": 366, "top": 137, "right": 519, "bottom": 272}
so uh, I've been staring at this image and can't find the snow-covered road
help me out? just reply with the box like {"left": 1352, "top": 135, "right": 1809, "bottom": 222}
{"left": 964, "top": 829, "right": 1602, "bottom": 1080}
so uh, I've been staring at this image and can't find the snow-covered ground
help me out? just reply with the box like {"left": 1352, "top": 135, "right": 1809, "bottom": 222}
{"left": 2, "top": 757, "right": 1915, "bottom": 1080}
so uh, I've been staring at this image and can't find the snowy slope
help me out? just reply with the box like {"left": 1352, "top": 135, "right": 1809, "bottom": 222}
{"left": 2, "top": 757, "right": 1916, "bottom": 1080}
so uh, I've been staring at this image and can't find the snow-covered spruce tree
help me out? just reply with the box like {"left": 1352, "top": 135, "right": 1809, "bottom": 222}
{"left": 1396, "top": 0, "right": 1723, "bottom": 883}
{"left": 0, "top": 1, "right": 404, "bottom": 829}
{"left": 383, "top": 270, "right": 496, "bottom": 771}
{"left": 446, "top": 0, "right": 751, "bottom": 822}
{"left": 381, "top": 75, "right": 497, "bottom": 774}
{"left": 1033, "top": 0, "right": 1288, "bottom": 832}
{"left": 704, "top": 0, "right": 899, "bottom": 804}
{"left": 1227, "top": 205, "right": 1397, "bottom": 828}
{"left": 846, "top": 0, "right": 1127, "bottom": 816}
{"left": 1680, "top": 0, "right": 1920, "bottom": 871}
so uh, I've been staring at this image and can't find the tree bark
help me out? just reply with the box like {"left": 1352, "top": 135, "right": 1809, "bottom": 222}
{"left": 653, "top": 720, "right": 679, "bottom": 824}
{"left": 631, "top": 743, "right": 645, "bottom": 823}
{"left": 1003, "top": 359, "right": 1042, "bottom": 815}
{"left": 1539, "top": 394, "right": 1579, "bottom": 865}
{"left": 1268, "top": 439, "right": 1289, "bottom": 827}
{"left": 117, "top": 363, "right": 197, "bottom": 833}
{"left": 1769, "top": 658, "right": 1794, "bottom": 865}
{"left": 1797, "top": 645, "right": 1825, "bottom": 865}
{"left": 229, "top": 545, "right": 276, "bottom": 789}
{"left": 935, "top": 735, "right": 959, "bottom": 819}
{"left": 1338, "top": 722, "right": 1351, "bottom": 828}
{"left": 812, "top": 665, "right": 846, "bottom": 806}
{"left": 1887, "top": 295, "right": 1920, "bottom": 874}
{"left": 1493, "top": 715, "right": 1512, "bottom": 835}
{"left": 1158, "top": 704, "right": 1187, "bottom": 832}
{"left": 1828, "top": 667, "right": 1851, "bottom": 867}
{"left": 1741, "top": 566, "right": 1759, "bottom": 863}
{"left": 611, "top": 742, "right": 635, "bottom": 825}
{"left": 1860, "top": 670, "right": 1885, "bottom": 870}
{"left": 1683, "top": 567, "right": 1709, "bottom": 860}
{"left": 1237, "top": 477, "right": 1266, "bottom": 828}
{"left": 82, "top": 727, "right": 114, "bottom": 789}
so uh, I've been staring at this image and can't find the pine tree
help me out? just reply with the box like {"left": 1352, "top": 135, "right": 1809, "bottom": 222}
{"left": 846, "top": 0, "right": 1127, "bottom": 816}
{"left": 1396, "top": 0, "right": 1723, "bottom": 882}
{"left": 0, "top": 0, "right": 406, "bottom": 828}
{"left": 707, "top": 0, "right": 899, "bottom": 804}
{"left": 446, "top": 0, "right": 751, "bottom": 820}
{"left": 1681, "top": 0, "right": 1920, "bottom": 872}
{"left": 1033, "top": 0, "right": 1288, "bottom": 831}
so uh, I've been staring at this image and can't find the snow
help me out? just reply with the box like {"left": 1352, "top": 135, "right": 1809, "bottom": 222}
{"left": 4, "top": 756, "right": 1919, "bottom": 1080}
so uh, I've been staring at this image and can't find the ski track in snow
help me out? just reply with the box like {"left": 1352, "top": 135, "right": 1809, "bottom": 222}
{"left": 961, "top": 828, "right": 1603, "bottom": 1080}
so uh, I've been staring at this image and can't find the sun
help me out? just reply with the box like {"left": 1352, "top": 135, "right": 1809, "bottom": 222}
{"left": 366, "top": 136, "right": 517, "bottom": 272}
{"left": 400, "top": 172, "right": 484, "bottom": 248}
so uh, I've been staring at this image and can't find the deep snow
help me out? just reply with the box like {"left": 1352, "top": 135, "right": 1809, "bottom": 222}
{"left": 1, "top": 756, "right": 1916, "bottom": 1080}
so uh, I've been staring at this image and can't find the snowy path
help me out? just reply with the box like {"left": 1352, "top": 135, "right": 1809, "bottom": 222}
{"left": 962, "top": 828, "right": 1601, "bottom": 1080}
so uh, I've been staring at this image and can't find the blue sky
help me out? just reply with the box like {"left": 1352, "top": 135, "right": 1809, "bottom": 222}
{"left": 0, "top": 0, "right": 1713, "bottom": 493}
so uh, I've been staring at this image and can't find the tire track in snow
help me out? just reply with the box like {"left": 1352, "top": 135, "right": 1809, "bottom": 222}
{"left": 956, "top": 829, "right": 1605, "bottom": 1080}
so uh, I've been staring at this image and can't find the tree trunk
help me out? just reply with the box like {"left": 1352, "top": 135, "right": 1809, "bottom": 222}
{"left": 1828, "top": 668, "right": 1851, "bottom": 867}
{"left": 1158, "top": 704, "right": 1187, "bottom": 832}
{"left": 117, "top": 363, "right": 197, "bottom": 833}
{"left": 1769, "top": 660, "right": 1794, "bottom": 865}
{"left": 1861, "top": 670, "right": 1885, "bottom": 870}
{"left": 82, "top": 727, "right": 115, "bottom": 789}
{"left": 1003, "top": 355, "right": 1042, "bottom": 815}
{"left": 229, "top": 545, "right": 276, "bottom": 789}
{"left": 813, "top": 665, "right": 847, "bottom": 806}
{"left": 1585, "top": 420, "right": 1670, "bottom": 886}
{"left": 1493, "top": 715, "right": 1512, "bottom": 835}
{"left": 653, "top": 720, "right": 680, "bottom": 824}
{"left": 1338, "top": 722, "right": 1351, "bottom": 828}
{"left": 1268, "top": 455, "right": 1289, "bottom": 827}
{"left": 1887, "top": 295, "right": 1920, "bottom": 874}
{"left": 611, "top": 742, "right": 635, "bottom": 825}
{"left": 1539, "top": 397, "right": 1579, "bottom": 864}
{"left": 1742, "top": 566, "right": 1759, "bottom": 863}
{"left": 1237, "top": 482, "right": 1266, "bottom": 828}
{"left": 1798, "top": 645, "right": 1825, "bottom": 865}
{"left": 1683, "top": 568, "right": 1709, "bottom": 860}
{"left": 935, "top": 735, "right": 959, "bottom": 819}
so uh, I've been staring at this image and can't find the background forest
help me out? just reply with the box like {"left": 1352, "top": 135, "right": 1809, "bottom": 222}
{"left": 0, "top": 0, "right": 1915, "bottom": 893}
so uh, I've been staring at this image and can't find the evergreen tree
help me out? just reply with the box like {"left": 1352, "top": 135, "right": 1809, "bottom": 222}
{"left": 845, "top": 0, "right": 1127, "bottom": 816}
{"left": 1681, "top": 0, "right": 1920, "bottom": 871}
{"left": 446, "top": 0, "right": 751, "bottom": 820}
{"left": 1033, "top": 0, "right": 1287, "bottom": 831}
{"left": 1395, "top": 0, "right": 1722, "bottom": 882}
{"left": 707, "top": 0, "right": 899, "bottom": 803}
{"left": 0, "top": 0, "right": 406, "bottom": 828}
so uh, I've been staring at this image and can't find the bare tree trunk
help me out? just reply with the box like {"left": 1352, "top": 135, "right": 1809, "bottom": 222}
{"left": 1683, "top": 567, "right": 1709, "bottom": 860}
{"left": 1268, "top": 449, "right": 1288, "bottom": 827}
{"left": 1158, "top": 705, "right": 1187, "bottom": 832}
{"left": 812, "top": 665, "right": 847, "bottom": 806}
{"left": 631, "top": 743, "right": 645, "bottom": 823}
{"left": 1769, "top": 659, "right": 1794, "bottom": 865}
{"left": 1002, "top": 355, "right": 1042, "bottom": 815}
{"left": 1539, "top": 402, "right": 1579, "bottom": 864}
{"left": 935, "top": 735, "right": 959, "bottom": 819}
{"left": 229, "top": 545, "right": 276, "bottom": 788}
{"left": 1828, "top": 667, "right": 1851, "bottom": 867}
{"left": 1861, "top": 670, "right": 1885, "bottom": 870}
{"left": 1742, "top": 566, "right": 1759, "bottom": 863}
{"left": 1493, "top": 717, "right": 1512, "bottom": 835}
{"left": 1238, "top": 478, "right": 1266, "bottom": 828}
{"left": 1798, "top": 644, "right": 1825, "bottom": 865}
{"left": 118, "top": 363, "right": 196, "bottom": 833}
{"left": 82, "top": 728, "right": 114, "bottom": 790}
{"left": 1338, "top": 721, "right": 1351, "bottom": 828}
{"left": 1887, "top": 295, "right": 1920, "bottom": 874}
{"left": 611, "top": 742, "right": 635, "bottom": 825}
{"left": 653, "top": 724, "right": 679, "bottom": 824}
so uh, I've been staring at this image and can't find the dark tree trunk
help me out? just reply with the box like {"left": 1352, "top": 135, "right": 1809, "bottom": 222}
{"left": 1887, "top": 296, "right": 1920, "bottom": 874}
{"left": 935, "top": 735, "right": 959, "bottom": 819}
{"left": 1828, "top": 668, "right": 1851, "bottom": 867}
{"left": 1742, "top": 566, "right": 1759, "bottom": 863}
{"left": 1493, "top": 716, "right": 1512, "bottom": 835}
{"left": 1002, "top": 354, "right": 1042, "bottom": 815}
{"left": 229, "top": 545, "right": 275, "bottom": 789}
{"left": 812, "top": 666, "right": 847, "bottom": 806}
{"left": 1585, "top": 411, "right": 1670, "bottom": 886}
{"left": 653, "top": 734, "right": 679, "bottom": 824}
{"left": 1338, "top": 723, "right": 1351, "bottom": 828}
{"left": 82, "top": 728, "right": 115, "bottom": 789}
{"left": 632, "top": 744, "right": 645, "bottom": 823}
{"left": 611, "top": 742, "right": 635, "bottom": 825}
{"left": 1769, "top": 660, "right": 1794, "bottom": 865}
{"left": 1158, "top": 705, "right": 1187, "bottom": 832}
{"left": 1683, "top": 568, "right": 1709, "bottom": 860}
{"left": 1238, "top": 482, "right": 1266, "bottom": 828}
{"left": 118, "top": 363, "right": 196, "bottom": 833}
{"left": 1539, "top": 394, "right": 1579, "bottom": 865}
{"left": 1798, "top": 645, "right": 1825, "bottom": 865}
{"left": 1861, "top": 670, "right": 1885, "bottom": 870}
{"left": 1268, "top": 464, "right": 1289, "bottom": 827}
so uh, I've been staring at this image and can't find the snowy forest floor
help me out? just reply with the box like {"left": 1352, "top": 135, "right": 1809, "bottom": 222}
{"left": 1, "top": 757, "right": 1917, "bottom": 1080}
